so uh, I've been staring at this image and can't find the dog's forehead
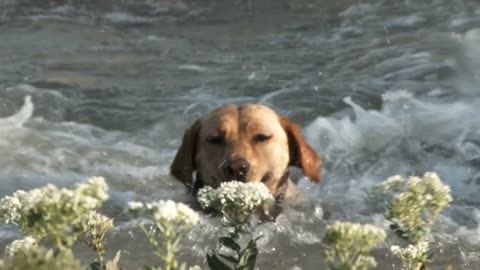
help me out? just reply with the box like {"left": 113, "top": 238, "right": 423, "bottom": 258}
{"left": 201, "top": 104, "right": 282, "bottom": 132}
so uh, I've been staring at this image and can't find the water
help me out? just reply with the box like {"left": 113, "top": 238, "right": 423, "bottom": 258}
{"left": 1, "top": 0, "right": 480, "bottom": 269}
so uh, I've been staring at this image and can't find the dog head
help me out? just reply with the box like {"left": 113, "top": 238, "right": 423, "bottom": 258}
{"left": 170, "top": 104, "right": 322, "bottom": 198}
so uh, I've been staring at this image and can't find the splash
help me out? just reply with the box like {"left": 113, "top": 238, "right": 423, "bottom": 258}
{"left": 0, "top": 96, "right": 33, "bottom": 129}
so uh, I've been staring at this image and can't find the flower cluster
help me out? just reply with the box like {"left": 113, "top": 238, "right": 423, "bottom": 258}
{"left": 128, "top": 200, "right": 199, "bottom": 270}
{"left": 128, "top": 199, "right": 199, "bottom": 227}
{"left": 197, "top": 181, "right": 274, "bottom": 223}
{"left": 390, "top": 242, "right": 430, "bottom": 270}
{"left": 375, "top": 172, "right": 452, "bottom": 270}
{"left": 82, "top": 211, "right": 114, "bottom": 259}
{"left": 323, "top": 222, "right": 386, "bottom": 270}
{"left": 382, "top": 175, "right": 404, "bottom": 192}
{"left": 4, "top": 236, "right": 38, "bottom": 257}
{"left": 385, "top": 172, "right": 452, "bottom": 243}
{"left": 0, "top": 177, "right": 109, "bottom": 248}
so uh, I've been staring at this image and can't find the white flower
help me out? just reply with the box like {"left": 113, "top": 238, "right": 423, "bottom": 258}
{"left": 407, "top": 176, "right": 423, "bottom": 189}
{"left": 390, "top": 245, "right": 402, "bottom": 255}
{"left": 324, "top": 222, "right": 385, "bottom": 270}
{"left": 197, "top": 181, "right": 274, "bottom": 218}
{"left": 147, "top": 200, "right": 178, "bottom": 222}
{"left": 197, "top": 186, "right": 216, "bottom": 209}
{"left": 77, "top": 176, "right": 109, "bottom": 201}
{"left": 189, "top": 266, "right": 202, "bottom": 270}
{"left": 423, "top": 172, "right": 452, "bottom": 203}
{"left": 176, "top": 202, "right": 200, "bottom": 226}
{"left": 326, "top": 222, "right": 386, "bottom": 243}
{"left": 383, "top": 175, "right": 404, "bottom": 191}
{"left": 133, "top": 200, "right": 199, "bottom": 227}
{"left": 5, "top": 236, "right": 38, "bottom": 256}
{"left": 390, "top": 241, "right": 429, "bottom": 261}
{"left": 128, "top": 201, "right": 144, "bottom": 211}
{"left": 0, "top": 176, "right": 110, "bottom": 241}
{"left": 84, "top": 211, "right": 113, "bottom": 230}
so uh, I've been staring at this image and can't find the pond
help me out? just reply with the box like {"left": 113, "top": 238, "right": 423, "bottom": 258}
{"left": 0, "top": 0, "right": 479, "bottom": 269}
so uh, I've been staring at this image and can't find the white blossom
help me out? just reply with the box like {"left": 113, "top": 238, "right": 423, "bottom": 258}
{"left": 383, "top": 175, "right": 404, "bottom": 191}
{"left": 147, "top": 200, "right": 178, "bottom": 223}
{"left": 0, "top": 176, "right": 110, "bottom": 241}
{"left": 325, "top": 222, "right": 386, "bottom": 243}
{"left": 324, "top": 222, "right": 385, "bottom": 270}
{"left": 386, "top": 171, "right": 452, "bottom": 243}
{"left": 5, "top": 236, "right": 38, "bottom": 257}
{"left": 197, "top": 181, "right": 273, "bottom": 221}
{"left": 83, "top": 211, "right": 113, "bottom": 230}
{"left": 176, "top": 202, "right": 200, "bottom": 226}
{"left": 77, "top": 176, "right": 109, "bottom": 201}
{"left": 128, "top": 201, "right": 144, "bottom": 211}
{"left": 129, "top": 199, "right": 199, "bottom": 227}
{"left": 390, "top": 241, "right": 430, "bottom": 267}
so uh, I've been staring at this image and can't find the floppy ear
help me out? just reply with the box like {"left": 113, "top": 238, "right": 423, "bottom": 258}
{"left": 280, "top": 117, "right": 322, "bottom": 183}
{"left": 170, "top": 120, "right": 201, "bottom": 188}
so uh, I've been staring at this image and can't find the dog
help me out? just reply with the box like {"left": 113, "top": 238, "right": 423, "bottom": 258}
{"left": 170, "top": 104, "right": 322, "bottom": 204}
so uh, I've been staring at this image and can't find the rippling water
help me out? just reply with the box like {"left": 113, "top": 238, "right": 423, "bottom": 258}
{"left": 1, "top": 0, "right": 480, "bottom": 269}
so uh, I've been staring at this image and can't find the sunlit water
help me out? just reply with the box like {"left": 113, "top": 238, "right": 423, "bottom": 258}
{"left": 1, "top": 0, "right": 480, "bottom": 269}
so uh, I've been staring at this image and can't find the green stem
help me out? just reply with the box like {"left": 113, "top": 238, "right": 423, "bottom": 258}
{"left": 98, "top": 252, "right": 104, "bottom": 266}
{"left": 139, "top": 223, "right": 165, "bottom": 260}
{"left": 164, "top": 224, "right": 178, "bottom": 270}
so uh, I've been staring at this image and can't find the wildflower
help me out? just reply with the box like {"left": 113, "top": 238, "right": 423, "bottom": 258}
{"left": 128, "top": 199, "right": 199, "bottom": 229}
{"left": 390, "top": 242, "right": 430, "bottom": 270}
{"left": 128, "top": 201, "right": 144, "bottom": 211}
{"left": 82, "top": 211, "right": 114, "bottom": 262}
{"left": 197, "top": 186, "right": 216, "bottom": 209}
{"left": 324, "top": 222, "right": 386, "bottom": 270}
{"left": 386, "top": 172, "right": 452, "bottom": 243}
{"left": 76, "top": 176, "right": 109, "bottom": 202}
{"left": 176, "top": 202, "right": 200, "bottom": 226}
{"left": 390, "top": 241, "right": 429, "bottom": 259}
{"left": 383, "top": 175, "right": 404, "bottom": 191}
{"left": 0, "top": 176, "right": 110, "bottom": 249}
{"left": 197, "top": 181, "right": 274, "bottom": 223}
{"left": 378, "top": 172, "right": 452, "bottom": 270}
{"left": 142, "top": 200, "right": 200, "bottom": 227}
{"left": 128, "top": 199, "right": 199, "bottom": 270}
{"left": 4, "top": 236, "right": 38, "bottom": 257}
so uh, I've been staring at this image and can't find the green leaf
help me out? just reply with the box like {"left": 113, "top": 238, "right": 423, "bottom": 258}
{"left": 218, "top": 254, "right": 238, "bottom": 264}
{"left": 219, "top": 237, "right": 241, "bottom": 251}
{"left": 207, "top": 253, "right": 233, "bottom": 270}
{"left": 237, "top": 239, "right": 259, "bottom": 270}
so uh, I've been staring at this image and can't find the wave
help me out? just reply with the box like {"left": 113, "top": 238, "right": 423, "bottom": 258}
{"left": 0, "top": 96, "right": 33, "bottom": 129}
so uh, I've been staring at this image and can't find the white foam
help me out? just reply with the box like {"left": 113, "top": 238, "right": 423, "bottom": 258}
{"left": 303, "top": 88, "right": 480, "bottom": 224}
{"left": 0, "top": 96, "right": 33, "bottom": 129}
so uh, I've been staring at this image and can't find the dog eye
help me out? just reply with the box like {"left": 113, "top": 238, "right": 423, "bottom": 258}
{"left": 206, "top": 136, "right": 224, "bottom": 145}
{"left": 253, "top": 134, "right": 272, "bottom": 142}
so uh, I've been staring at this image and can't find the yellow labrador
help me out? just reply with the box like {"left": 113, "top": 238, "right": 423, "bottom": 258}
{"left": 170, "top": 104, "right": 322, "bottom": 202}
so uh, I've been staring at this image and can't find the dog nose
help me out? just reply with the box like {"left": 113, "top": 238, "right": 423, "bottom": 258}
{"left": 223, "top": 158, "right": 250, "bottom": 181}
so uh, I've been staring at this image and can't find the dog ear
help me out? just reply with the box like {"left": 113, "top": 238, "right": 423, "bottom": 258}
{"left": 170, "top": 120, "right": 201, "bottom": 188}
{"left": 280, "top": 117, "right": 322, "bottom": 183}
